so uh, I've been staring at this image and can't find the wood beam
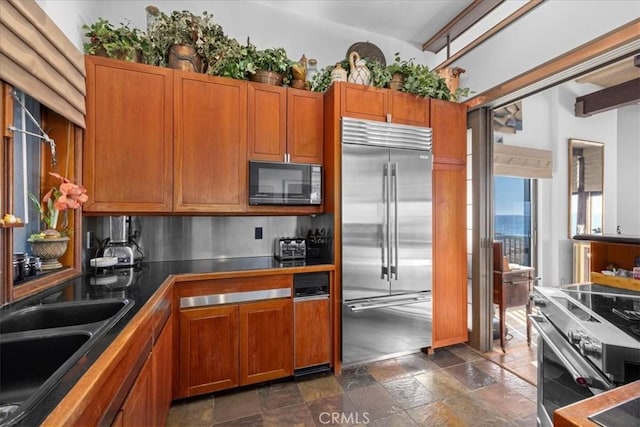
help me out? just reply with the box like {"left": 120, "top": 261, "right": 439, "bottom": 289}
{"left": 575, "top": 77, "right": 640, "bottom": 117}
{"left": 422, "top": 0, "right": 504, "bottom": 53}
{"left": 435, "top": 0, "right": 543, "bottom": 71}
{"left": 465, "top": 19, "right": 640, "bottom": 109}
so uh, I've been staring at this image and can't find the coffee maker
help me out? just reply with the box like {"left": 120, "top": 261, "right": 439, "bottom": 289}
{"left": 102, "top": 216, "right": 142, "bottom": 268}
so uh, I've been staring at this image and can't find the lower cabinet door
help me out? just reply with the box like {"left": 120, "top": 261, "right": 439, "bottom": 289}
{"left": 179, "top": 305, "right": 239, "bottom": 397}
{"left": 120, "top": 354, "right": 153, "bottom": 427}
{"left": 239, "top": 299, "right": 293, "bottom": 385}
{"left": 152, "top": 316, "right": 173, "bottom": 426}
{"left": 294, "top": 297, "right": 330, "bottom": 369}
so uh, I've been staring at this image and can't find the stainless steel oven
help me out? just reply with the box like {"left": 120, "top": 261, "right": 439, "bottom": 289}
{"left": 531, "top": 284, "right": 640, "bottom": 427}
{"left": 531, "top": 314, "right": 613, "bottom": 427}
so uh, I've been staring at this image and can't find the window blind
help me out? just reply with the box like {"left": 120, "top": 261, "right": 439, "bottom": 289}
{"left": 0, "top": 0, "right": 86, "bottom": 128}
{"left": 493, "top": 143, "right": 553, "bottom": 179}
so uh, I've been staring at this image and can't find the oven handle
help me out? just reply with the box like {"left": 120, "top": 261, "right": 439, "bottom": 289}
{"left": 530, "top": 315, "right": 614, "bottom": 391}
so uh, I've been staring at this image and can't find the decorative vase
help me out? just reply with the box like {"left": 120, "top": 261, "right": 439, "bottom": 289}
{"left": 250, "top": 69, "right": 284, "bottom": 86}
{"left": 330, "top": 63, "right": 347, "bottom": 83}
{"left": 437, "top": 67, "right": 465, "bottom": 93}
{"left": 167, "top": 44, "right": 204, "bottom": 73}
{"left": 348, "top": 51, "right": 371, "bottom": 85}
{"left": 389, "top": 73, "right": 405, "bottom": 90}
{"left": 306, "top": 58, "right": 319, "bottom": 83}
{"left": 29, "top": 237, "right": 70, "bottom": 270}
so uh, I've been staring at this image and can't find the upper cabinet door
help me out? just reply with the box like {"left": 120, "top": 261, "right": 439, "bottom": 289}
{"left": 84, "top": 56, "right": 173, "bottom": 213}
{"left": 430, "top": 99, "right": 467, "bottom": 161}
{"left": 340, "top": 82, "right": 387, "bottom": 122}
{"left": 287, "top": 88, "right": 323, "bottom": 164}
{"left": 339, "top": 82, "right": 429, "bottom": 127}
{"left": 174, "top": 72, "right": 247, "bottom": 213}
{"left": 247, "top": 82, "right": 287, "bottom": 162}
{"left": 388, "top": 91, "right": 430, "bottom": 127}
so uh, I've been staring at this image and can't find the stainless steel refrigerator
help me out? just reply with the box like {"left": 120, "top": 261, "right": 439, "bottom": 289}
{"left": 341, "top": 117, "right": 433, "bottom": 366}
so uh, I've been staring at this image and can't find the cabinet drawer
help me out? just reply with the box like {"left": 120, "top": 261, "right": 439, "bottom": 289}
{"left": 503, "top": 270, "right": 532, "bottom": 282}
{"left": 503, "top": 281, "right": 531, "bottom": 307}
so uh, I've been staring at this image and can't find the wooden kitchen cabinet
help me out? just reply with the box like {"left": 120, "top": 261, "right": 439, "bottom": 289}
{"left": 152, "top": 315, "right": 172, "bottom": 426}
{"left": 338, "top": 82, "right": 429, "bottom": 127}
{"left": 294, "top": 297, "right": 331, "bottom": 369}
{"left": 247, "top": 82, "right": 287, "bottom": 162}
{"left": 84, "top": 56, "right": 173, "bottom": 213}
{"left": 118, "top": 353, "right": 153, "bottom": 427}
{"left": 287, "top": 88, "right": 324, "bottom": 164}
{"left": 174, "top": 71, "right": 247, "bottom": 213}
{"left": 431, "top": 98, "right": 467, "bottom": 161}
{"left": 239, "top": 298, "right": 293, "bottom": 385}
{"left": 430, "top": 98, "right": 468, "bottom": 349}
{"left": 179, "top": 305, "right": 239, "bottom": 397}
{"left": 248, "top": 83, "right": 323, "bottom": 164}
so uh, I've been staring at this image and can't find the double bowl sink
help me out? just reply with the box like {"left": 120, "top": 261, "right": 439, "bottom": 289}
{"left": 0, "top": 298, "right": 133, "bottom": 426}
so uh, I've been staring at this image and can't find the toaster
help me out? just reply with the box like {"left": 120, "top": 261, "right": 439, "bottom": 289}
{"left": 274, "top": 237, "right": 307, "bottom": 260}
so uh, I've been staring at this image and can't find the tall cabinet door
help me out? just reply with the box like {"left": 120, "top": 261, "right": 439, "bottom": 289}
{"left": 430, "top": 99, "right": 468, "bottom": 349}
{"left": 84, "top": 56, "right": 173, "bottom": 213}
{"left": 174, "top": 72, "right": 247, "bottom": 212}
{"left": 239, "top": 299, "right": 292, "bottom": 385}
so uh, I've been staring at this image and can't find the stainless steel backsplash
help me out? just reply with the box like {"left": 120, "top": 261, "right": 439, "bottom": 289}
{"left": 85, "top": 214, "right": 332, "bottom": 263}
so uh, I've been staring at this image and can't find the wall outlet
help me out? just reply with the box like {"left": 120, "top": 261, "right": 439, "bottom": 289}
{"left": 86, "top": 231, "right": 93, "bottom": 249}
{"left": 254, "top": 227, "right": 263, "bottom": 240}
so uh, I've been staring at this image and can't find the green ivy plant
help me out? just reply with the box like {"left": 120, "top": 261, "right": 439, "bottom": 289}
{"left": 82, "top": 18, "right": 146, "bottom": 62}
{"left": 387, "top": 52, "right": 414, "bottom": 78}
{"left": 367, "top": 60, "right": 391, "bottom": 88}
{"left": 251, "top": 47, "right": 292, "bottom": 74}
{"left": 208, "top": 41, "right": 257, "bottom": 80}
{"left": 145, "top": 10, "right": 232, "bottom": 71}
{"left": 402, "top": 63, "right": 452, "bottom": 100}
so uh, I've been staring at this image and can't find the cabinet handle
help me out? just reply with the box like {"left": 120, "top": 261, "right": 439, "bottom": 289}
{"left": 180, "top": 288, "right": 291, "bottom": 308}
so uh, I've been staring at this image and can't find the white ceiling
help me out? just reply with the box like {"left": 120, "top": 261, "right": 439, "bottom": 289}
{"left": 255, "top": 0, "right": 474, "bottom": 48}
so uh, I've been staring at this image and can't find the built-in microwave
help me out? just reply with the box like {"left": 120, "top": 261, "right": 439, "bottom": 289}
{"left": 249, "top": 161, "right": 322, "bottom": 205}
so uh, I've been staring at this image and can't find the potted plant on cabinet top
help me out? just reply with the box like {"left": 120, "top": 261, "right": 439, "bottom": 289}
{"left": 28, "top": 172, "right": 88, "bottom": 270}
{"left": 208, "top": 40, "right": 257, "bottom": 80}
{"left": 82, "top": 18, "right": 147, "bottom": 62}
{"left": 386, "top": 52, "right": 414, "bottom": 90}
{"left": 248, "top": 47, "right": 293, "bottom": 86}
{"left": 145, "top": 9, "right": 232, "bottom": 73}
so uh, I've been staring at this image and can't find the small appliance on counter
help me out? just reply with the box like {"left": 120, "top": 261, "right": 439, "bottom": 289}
{"left": 274, "top": 237, "right": 306, "bottom": 260}
{"left": 305, "top": 228, "right": 329, "bottom": 259}
{"left": 100, "top": 216, "right": 143, "bottom": 268}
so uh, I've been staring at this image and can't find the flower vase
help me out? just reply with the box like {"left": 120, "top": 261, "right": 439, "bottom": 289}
{"left": 29, "top": 237, "right": 70, "bottom": 270}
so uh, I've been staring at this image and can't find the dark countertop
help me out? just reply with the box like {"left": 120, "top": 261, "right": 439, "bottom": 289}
{"left": 2, "top": 256, "right": 333, "bottom": 426}
{"left": 573, "top": 234, "right": 640, "bottom": 245}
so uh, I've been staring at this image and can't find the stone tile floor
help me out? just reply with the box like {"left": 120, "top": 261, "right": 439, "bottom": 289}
{"left": 167, "top": 324, "right": 539, "bottom": 427}
{"left": 167, "top": 309, "right": 537, "bottom": 427}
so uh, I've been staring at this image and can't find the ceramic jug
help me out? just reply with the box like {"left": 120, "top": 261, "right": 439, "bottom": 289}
{"left": 348, "top": 52, "right": 371, "bottom": 85}
{"left": 330, "top": 63, "right": 347, "bottom": 82}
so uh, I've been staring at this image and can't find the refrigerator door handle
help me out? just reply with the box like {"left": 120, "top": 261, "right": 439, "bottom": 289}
{"left": 347, "top": 294, "right": 432, "bottom": 312}
{"left": 381, "top": 163, "right": 389, "bottom": 279}
{"left": 391, "top": 162, "right": 399, "bottom": 280}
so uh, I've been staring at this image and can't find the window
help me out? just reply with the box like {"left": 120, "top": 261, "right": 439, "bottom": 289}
{"left": 494, "top": 176, "right": 532, "bottom": 267}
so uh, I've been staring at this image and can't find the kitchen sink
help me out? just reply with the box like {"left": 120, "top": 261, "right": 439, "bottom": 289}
{"left": 0, "top": 333, "right": 91, "bottom": 405}
{"left": 0, "top": 298, "right": 133, "bottom": 426}
{"left": 0, "top": 299, "right": 131, "bottom": 334}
